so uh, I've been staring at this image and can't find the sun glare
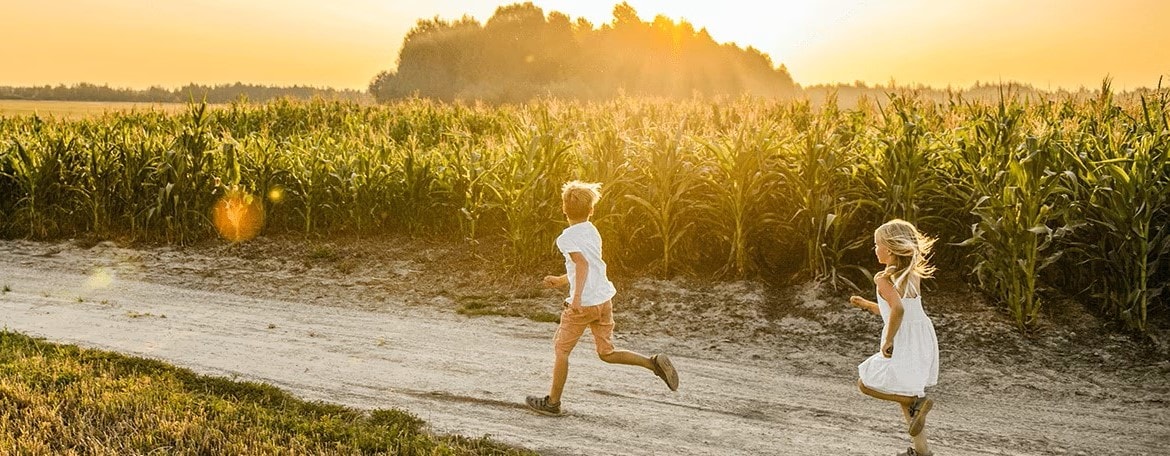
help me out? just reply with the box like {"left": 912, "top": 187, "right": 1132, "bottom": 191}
{"left": 212, "top": 190, "right": 265, "bottom": 243}
{"left": 536, "top": 0, "right": 853, "bottom": 61}
{"left": 1, "top": 1, "right": 1167, "bottom": 92}
{"left": 85, "top": 268, "right": 115, "bottom": 290}
{"left": 267, "top": 186, "right": 286, "bottom": 204}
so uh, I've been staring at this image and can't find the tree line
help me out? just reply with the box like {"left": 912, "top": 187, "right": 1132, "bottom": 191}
{"left": 0, "top": 82, "right": 369, "bottom": 104}
{"left": 369, "top": 2, "right": 798, "bottom": 103}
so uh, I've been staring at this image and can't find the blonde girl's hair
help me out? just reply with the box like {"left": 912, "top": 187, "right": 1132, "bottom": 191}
{"left": 875, "top": 219, "right": 936, "bottom": 297}
{"left": 561, "top": 181, "right": 601, "bottom": 221}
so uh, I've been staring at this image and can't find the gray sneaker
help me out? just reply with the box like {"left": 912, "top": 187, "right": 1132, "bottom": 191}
{"left": 525, "top": 395, "right": 563, "bottom": 416}
{"left": 897, "top": 447, "right": 933, "bottom": 456}
{"left": 908, "top": 396, "right": 933, "bottom": 436}
{"left": 651, "top": 354, "right": 679, "bottom": 391}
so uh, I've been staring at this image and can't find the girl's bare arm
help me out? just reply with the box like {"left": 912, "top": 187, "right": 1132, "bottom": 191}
{"left": 876, "top": 275, "right": 904, "bottom": 358}
{"left": 848, "top": 295, "right": 880, "bottom": 315}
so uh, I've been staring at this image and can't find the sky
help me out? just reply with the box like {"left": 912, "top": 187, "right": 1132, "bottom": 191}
{"left": 2, "top": 0, "right": 1168, "bottom": 91}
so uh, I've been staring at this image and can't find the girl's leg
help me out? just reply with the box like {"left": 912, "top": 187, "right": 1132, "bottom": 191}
{"left": 857, "top": 379, "right": 916, "bottom": 407}
{"left": 911, "top": 429, "right": 931, "bottom": 454}
{"left": 874, "top": 382, "right": 931, "bottom": 454}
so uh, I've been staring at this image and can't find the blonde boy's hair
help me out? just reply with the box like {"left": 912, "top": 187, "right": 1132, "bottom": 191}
{"left": 875, "top": 219, "right": 936, "bottom": 297}
{"left": 561, "top": 181, "right": 601, "bottom": 221}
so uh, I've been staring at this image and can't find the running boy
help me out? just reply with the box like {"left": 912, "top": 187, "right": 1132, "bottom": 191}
{"left": 526, "top": 180, "right": 679, "bottom": 416}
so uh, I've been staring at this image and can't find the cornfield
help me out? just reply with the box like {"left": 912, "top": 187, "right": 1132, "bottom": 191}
{"left": 2, "top": 83, "right": 1167, "bottom": 332}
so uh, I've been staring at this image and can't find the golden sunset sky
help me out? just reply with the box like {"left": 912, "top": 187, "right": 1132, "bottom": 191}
{"left": 3, "top": 0, "right": 1167, "bottom": 91}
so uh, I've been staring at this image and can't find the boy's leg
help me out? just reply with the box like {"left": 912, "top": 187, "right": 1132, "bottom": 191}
{"left": 591, "top": 302, "right": 652, "bottom": 368}
{"left": 549, "top": 351, "right": 571, "bottom": 404}
{"left": 548, "top": 307, "right": 588, "bottom": 404}
{"left": 598, "top": 350, "right": 653, "bottom": 368}
{"left": 591, "top": 301, "right": 679, "bottom": 390}
{"left": 598, "top": 351, "right": 679, "bottom": 391}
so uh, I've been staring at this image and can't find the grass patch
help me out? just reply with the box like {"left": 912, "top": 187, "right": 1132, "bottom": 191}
{"left": 337, "top": 258, "right": 358, "bottom": 275}
{"left": 456, "top": 296, "right": 560, "bottom": 323}
{"left": 0, "top": 330, "right": 534, "bottom": 455}
{"left": 308, "top": 245, "right": 340, "bottom": 262}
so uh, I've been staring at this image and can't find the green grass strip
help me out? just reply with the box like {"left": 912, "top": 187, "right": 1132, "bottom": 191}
{"left": 0, "top": 330, "right": 535, "bottom": 455}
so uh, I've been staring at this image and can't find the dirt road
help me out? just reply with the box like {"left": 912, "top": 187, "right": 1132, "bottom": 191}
{"left": 0, "top": 242, "right": 1166, "bottom": 455}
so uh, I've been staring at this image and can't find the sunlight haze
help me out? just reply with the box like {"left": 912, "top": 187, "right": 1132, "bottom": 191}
{"left": 3, "top": 0, "right": 1167, "bottom": 90}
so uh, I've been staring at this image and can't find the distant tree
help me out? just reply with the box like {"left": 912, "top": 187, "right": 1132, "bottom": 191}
{"left": 369, "top": 2, "right": 798, "bottom": 102}
{"left": 370, "top": 15, "right": 484, "bottom": 101}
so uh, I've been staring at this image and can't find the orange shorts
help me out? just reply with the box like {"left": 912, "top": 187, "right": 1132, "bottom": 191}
{"left": 553, "top": 300, "right": 615, "bottom": 357}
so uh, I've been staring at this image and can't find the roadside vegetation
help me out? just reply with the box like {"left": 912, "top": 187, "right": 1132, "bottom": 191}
{"left": 2, "top": 82, "right": 1167, "bottom": 333}
{"left": 0, "top": 330, "right": 532, "bottom": 455}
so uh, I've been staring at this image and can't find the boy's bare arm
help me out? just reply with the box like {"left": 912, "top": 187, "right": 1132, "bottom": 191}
{"left": 568, "top": 252, "right": 588, "bottom": 312}
{"left": 542, "top": 274, "right": 569, "bottom": 288}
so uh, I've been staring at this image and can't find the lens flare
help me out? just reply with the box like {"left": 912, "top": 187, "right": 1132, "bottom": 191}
{"left": 267, "top": 186, "right": 285, "bottom": 204}
{"left": 85, "top": 267, "right": 114, "bottom": 289}
{"left": 212, "top": 189, "right": 265, "bottom": 243}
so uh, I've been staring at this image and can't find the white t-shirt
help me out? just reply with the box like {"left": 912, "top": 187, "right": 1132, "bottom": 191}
{"left": 555, "top": 221, "right": 617, "bottom": 307}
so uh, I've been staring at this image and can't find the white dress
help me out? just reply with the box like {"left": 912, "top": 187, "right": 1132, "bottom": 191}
{"left": 857, "top": 288, "right": 939, "bottom": 397}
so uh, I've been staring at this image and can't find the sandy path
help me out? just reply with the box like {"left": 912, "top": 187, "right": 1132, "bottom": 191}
{"left": 0, "top": 256, "right": 1165, "bottom": 455}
